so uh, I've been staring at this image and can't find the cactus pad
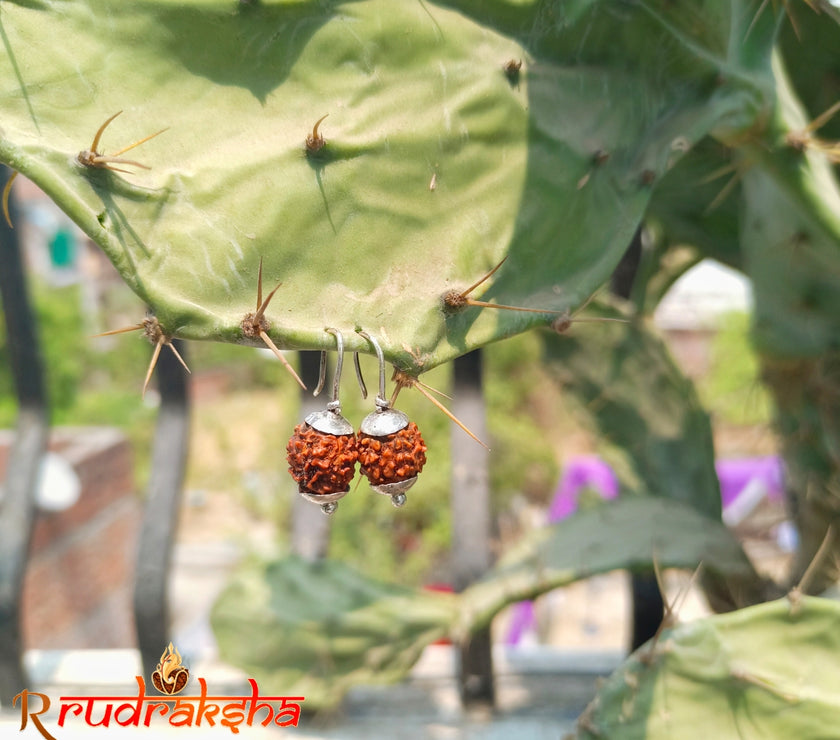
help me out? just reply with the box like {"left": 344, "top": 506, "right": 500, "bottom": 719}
{"left": 0, "top": 0, "right": 776, "bottom": 373}
{"left": 575, "top": 596, "right": 840, "bottom": 739}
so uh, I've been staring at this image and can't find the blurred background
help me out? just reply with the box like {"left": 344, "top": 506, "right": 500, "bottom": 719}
{"left": 0, "top": 175, "right": 792, "bottom": 734}
{"left": 2, "top": 175, "right": 787, "bottom": 646}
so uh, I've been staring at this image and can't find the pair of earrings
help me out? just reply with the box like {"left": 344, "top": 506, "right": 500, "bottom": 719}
{"left": 285, "top": 329, "right": 427, "bottom": 515}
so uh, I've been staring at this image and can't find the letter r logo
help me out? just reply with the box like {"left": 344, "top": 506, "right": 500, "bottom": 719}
{"left": 14, "top": 690, "right": 56, "bottom": 740}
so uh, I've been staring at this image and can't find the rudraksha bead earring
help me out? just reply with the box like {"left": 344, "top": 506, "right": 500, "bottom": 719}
{"left": 286, "top": 328, "right": 358, "bottom": 515}
{"left": 354, "top": 330, "right": 426, "bottom": 508}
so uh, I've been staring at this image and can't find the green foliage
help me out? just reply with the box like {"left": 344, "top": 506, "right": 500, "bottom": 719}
{"left": 0, "top": 280, "right": 161, "bottom": 479}
{"left": 643, "top": 136, "right": 744, "bottom": 282}
{"left": 485, "top": 332, "right": 560, "bottom": 505}
{"left": 761, "top": 352, "right": 840, "bottom": 594}
{"left": 458, "top": 497, "right": 757, "bottom": 635}
{"left": 778, "top": 4, "right": 840, "bottom": 142}
{"left": 575, "top": 596, "right": 840, "bottom": 739}
{"left": 542, "top": 314, "right": 722, "bottom": 518}
{"left": 33, "top": 284, "right": 88, "bottom": 416}
{"left": 211, "top": 554, "right": 457, "bottom": 710}
{"left": 700, "top": 311, "right": 773, "bottom": 425}
{"left": 0, "top": 282, "right": 87, "bottom": 425}
{"left": 632, "top": 8, "right": 840, "bottom": 598}
{"left": 211, "top": 498, "right": 757, "bottom": 710}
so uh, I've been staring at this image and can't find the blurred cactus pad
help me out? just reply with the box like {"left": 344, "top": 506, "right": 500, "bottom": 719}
{"left": 0, "top": 0, "right": 787, "bottom": 372}
{"left": 575, "top": 596, "right": 840, "bottom": 739}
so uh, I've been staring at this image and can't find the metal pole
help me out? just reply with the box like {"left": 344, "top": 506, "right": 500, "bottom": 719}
{"left": 0, "top": 167, "right": 49, "bottom": 704}
{"left": 610, "top": 227, "right": 665, "bottom": 650}
{"left": 450, "top": 349, "right": 494, "bottom": 706}
{"left": 133, "top": 338, "right": 190, "bottom": 679}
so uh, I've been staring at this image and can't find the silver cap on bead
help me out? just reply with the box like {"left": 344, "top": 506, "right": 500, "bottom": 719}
{"left": 305, "top": 403, "right": 355, "bottom": 436}
{"left": 368, "top": 476, "right": 417, "bottom": 507}
{"left": 299, "top": 487, "right": 348, "bottom": 515}
{"left": 359, "top": 397, "right": 408, "bottom": 437}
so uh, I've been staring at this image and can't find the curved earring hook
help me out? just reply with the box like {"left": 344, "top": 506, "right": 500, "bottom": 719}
{"left": 353, "top": 351, "right": 368, "bottom": 400}
{"left": 313, "top": 328, "right": 345, "bottom": 401}
{"left": 324, "top": 328, "right": 344, "bottom": 409}
{"left": 356, "top": 329, "right": 390, "bottom": 410}
{"left": 314, "top": 350, "right": 327, "bottom": 397}
{"left": 302, "top": 329, "right": 353, "bottom": 437}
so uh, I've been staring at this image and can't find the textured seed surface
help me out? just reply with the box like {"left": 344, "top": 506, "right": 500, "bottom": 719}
{"left": 357, "top": 422, "right": 427, "bottom": 485}
{"left": 286, "top": 423, "right": 358, "bottom": 495}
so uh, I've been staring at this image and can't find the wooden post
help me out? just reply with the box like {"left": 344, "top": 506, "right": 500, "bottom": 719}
{"left": 450, "top": 350, "right": 495, "bottom": 706}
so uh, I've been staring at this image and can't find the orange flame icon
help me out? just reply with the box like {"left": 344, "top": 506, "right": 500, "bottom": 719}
{"left": 151, "top": 642, "right": 189, "bottom": 695}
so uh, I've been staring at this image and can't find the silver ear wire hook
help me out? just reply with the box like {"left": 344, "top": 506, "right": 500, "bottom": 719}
{"left": 356, "top": 329, "right": 388, "bottom": 409}
{"left": 325, "top": 327, "right": 343, "bottom": 410}
{"left": 353, "top": 351, "right": 368, "bottom": 400}
{"left": 355, "top": 329, "right": 408, "bottom": 437}
{"left": 303, "top": 328, "right": 353, "bottom": 436}
{"left": 314, "top": 350, "right": 327, "bottom": 397}
{"left": 314, "top": 328, "right": 345, "bottom": 400}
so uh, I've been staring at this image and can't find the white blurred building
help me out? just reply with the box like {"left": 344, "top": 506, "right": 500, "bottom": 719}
{"left": 653, "top": 259, "right": 753, "bottom": 378}
{"left": 654, "top": 259, "right": 752, "bottom": 331}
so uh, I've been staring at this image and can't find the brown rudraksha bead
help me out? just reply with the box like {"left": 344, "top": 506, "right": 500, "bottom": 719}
{"left": 357, "top": 422, "right": 427, "bottom": 486}
{"left": 286, "top": 423, "right": 358, "bottom": 495}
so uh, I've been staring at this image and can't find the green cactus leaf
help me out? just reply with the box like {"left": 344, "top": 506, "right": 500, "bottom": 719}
{"left": 742, "top": 163, "right": 840, "bottom": 358}
{"left": 211, "top": 500, "right": 755, "bottom": 709}
{"left": 540, "top": 319, "right": 778, "bottom": 611}
{"left": 726, "top": 5, "right": 840, "bottom": 360}
{"left": 541, "top": 318, "right": 723, "bottom": 518}
{"left": 737, "top": 16, "right": 840, "bottom": 597}
{"left": 644, "top": 136, "right": 744, "bottom": 273}
{"left": 210, "top": 554, "right": 457, "bottom": 710}
{"left": 458, "top": 497, "right": 756, "bottom": 635}
{"left": 576, "top": 596, "right": 840, "bottom": 739}
{"left": 0, "top": 0, "right": 775, "bottom": 373}
{"left": 778, "top": 4, "right": 840, "bottom": 141}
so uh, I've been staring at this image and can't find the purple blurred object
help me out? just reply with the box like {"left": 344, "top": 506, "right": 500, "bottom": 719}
{"left": 505, "top": 455, "right": 786, "bottom": 646}
{"left": 506, "top": 458, "right": 619, "bottom": 646}
{"left": 548, "top": 456, "right": 619, "bottom": 523}
{"left": 505, "top": 599, "right": 536, "bottom": 647}
{"left": 716, "top": 456, "right": 784, "bottom": 508}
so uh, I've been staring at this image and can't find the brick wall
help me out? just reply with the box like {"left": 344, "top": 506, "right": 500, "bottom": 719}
{"left": 0, "top": 427, "right": 140, "bottom": 649}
